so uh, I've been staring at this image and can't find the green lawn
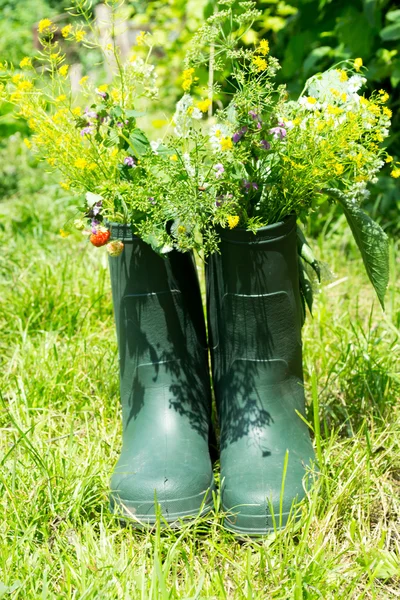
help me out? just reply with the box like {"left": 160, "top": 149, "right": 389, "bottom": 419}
{"left": 0, "top": 149, "right": 399, "bottom": 599}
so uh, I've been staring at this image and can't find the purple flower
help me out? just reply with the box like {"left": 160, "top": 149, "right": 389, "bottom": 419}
{"left": 148, "top": 196, "right": 156, "bottom": 204}
{"left": 232, "top": 126, "right": 248, "bottom": 143}
{"left": 260, "top": 140, "right": 271, "bottom": 150}
{"left": 242, "top": 179, "right": 259, "bottom": 193}
{"left": 213, "top": 163, "right": 225, "bottom": 179}
{"left": 87, "top": 200, "right": 103, "bottom": 219}
{"left": 91, "top": 219, "right": 100, "bottom": 234}
{"left": 215, "top": 192, "right": 233, "bottom": 208}
{"left": 84, "top": 108, "right": 98, "bottom": 120}
{"left": 96, "top": 90, "right": 107, "bottom": 99}
{"left": 92, "top": 202, "right": 102, "bottom": 216}
{"left": 232, "top": 132, "right": 241, "bottom": 143}
{"left": 80, "top": 126, "right": 93, "bottom": 136}
{"left": 124, "top": 156, "right": 136, "bottom": 167}
{"left": 269, "top": 126, "right": 287, "bottom": 140}
{"left": 248, "top": 110, "right": 259, "bottom": 121}
{"left": 116, "top": 121, "right": 124, "bottom": 128}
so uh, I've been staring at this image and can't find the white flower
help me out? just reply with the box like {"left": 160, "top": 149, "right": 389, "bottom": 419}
{"left": 173, "top": 94, "right": 194, "bottom": 137}
{"left": 347, "top": 75, "right": 366, "bottom": 94}
{"left": 86, "top": 192, "right": 103, "bottom": 207}
{"left": 182, "top": 153, "right": 196, "bottom": 177}
{"left": 190, "top": 107, "right": 203, "bottom": 120}
{"left": 213, "top": 163, "right": 225, "bottom": 179}
{"left": 150, "top": 139, "right": 163, "bottom": 154}
{"left": 298, "top": 96, "right": 321, "bottom": 110}
{"left": 209, "top": 123, "right": 231, "bottom": 149}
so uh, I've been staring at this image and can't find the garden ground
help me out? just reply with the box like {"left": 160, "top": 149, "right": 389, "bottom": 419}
{"left": 0, "top": 148, "right": 399, "bottom": 599}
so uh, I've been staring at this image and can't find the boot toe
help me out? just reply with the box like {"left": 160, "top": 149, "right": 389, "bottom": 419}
{"left": 110, "top": 461, "right": 215, "bottom": 525}
{"left": 221, "top": 459, "right": 314, "bottom": 536}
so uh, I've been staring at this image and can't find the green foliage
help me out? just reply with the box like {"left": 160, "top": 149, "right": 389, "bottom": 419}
{"left": 0, "top": 0, "right": 54, "bottom": 65}
{"left": 0, "top": 156, "right": 399, "bottom": 597}
{"left": 327, "top": 188, "right": 389, "bottom": 309}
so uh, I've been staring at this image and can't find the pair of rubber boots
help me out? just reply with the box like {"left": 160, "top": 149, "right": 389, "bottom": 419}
{"left": 108, "top": 216, "right": 315, "bottom": 536}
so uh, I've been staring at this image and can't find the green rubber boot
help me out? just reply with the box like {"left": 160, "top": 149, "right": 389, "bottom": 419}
{"left": 108, "top": 224, "right": 215, "bottom": 526}
{"left": 206, "top": 215, "right": 315, "bottom": 536}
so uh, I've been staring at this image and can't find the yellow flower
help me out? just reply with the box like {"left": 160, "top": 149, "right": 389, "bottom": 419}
{"left": 170, "top": 154, "right": 178, "bottom": 161}
{"left": 182, "top": 68, "right": 195, "bottom": 91}
{"left": 61, "top": 24, "right": 72, "bottom": 38}
{"left": 55, "top": 94, "right": 67, "bottom": 102}
{"left": 88, "top": 162, "right": 97, "bottom": 171}
{"left": 59, "top": 181, "right": 70, "bottom": 190}
{"left": 220, "top": 137, "right": 233, "bottom": 151}
{"left": 110, "top": 88, "right": 121, "bottom": 102}
{"left": 359, "top": 96, "right": 369, "bottom": 106}
{"left": 38, "top": 19, "right": 53, "bottom": 34}
{"left": 12, "top": 74, "right": 22, "bottom": 84}
{"left": 105, "top": 43, "right": 113, "bottom": 52}
{"left": 378, "top": 90, "right": 389, "bottom": 103}
{"left": 382, "top": 106, "right": 392, "bottom": 118}
{"left": 354, "top": 58, "right": 363, "bottom": 72}
{"left": 136, "top": 31, "right": 146, "bottom": 46}
{"left": 59, "top": 229, "right": 70, "bottom": 238}
{"left": 390, "top": 167, "right": 400, "bottom": 178}
{"left": 337, "top": 69, "right": 348, "bottom": 82}
{"left": 333, "top": 163, "right": 344, "bottom": 176}
{"left": 177, "top": 225, "right": 186, "bottom": 235}
{"left": 79, "top": 76, "right": 89, "bottom": 86}
{"left": 98, "top": 84, "right": 108, "bottom": 93}
{"left": 50, "top": 53, "right": 59, "bottom": 61}
{"left": 341, "top": 93, "right": 347, "bottom": 102}
{"left": 23, "top": 138, "right": 32, "bottom": 149}
{"left": 17, "top": 80, "right": 33, "bottom": 91}
{"left": 20, "top": 57, "right": 32, "bottom": 69}
{"left": 72, "top": 106, "right": 81, "bottom": 116}
{"left": 330, "top": 88, "right": 340, "bottom": 97}
{"left": 110, "top": 147, "right": 119, "bottom": 158}
{"left": 74, "top": 158, "right": 88, "bottom": 169}
{"left": 47, "top": 157, "right": 56, "bottom": 166}
{"left": 227, "top": 215, "right": 239, "bottom": 229}
{"left": 129, "top": 53, "right": 137, "bottom": 63}
{"left": 252, "top": 56, "right": 267, "bottom": 72}
{"left": 75, "top": 30, "right": 86, "bottom": 43}
{"left": 385, "top": 155, "right": 393, "bottom": 163}
{"left": 307, "top": 96, "right": 317, "bottom": 104}
{"left": 327, "top": 105, "right": 343, "bottom": 115}
{"left": 152, "top": 118, "right": 168, "bottom": 128}
{"left": 187, "top": 106, "right": 194, "bottom": 115}
{"left": 257, "top": 39, "right": 270, "bottom": 56}
{"left": 196, "top": 98, "right": 212, "bottom": 112}
{"left": 59, "top": 65, "right": 69, "bottom": 77}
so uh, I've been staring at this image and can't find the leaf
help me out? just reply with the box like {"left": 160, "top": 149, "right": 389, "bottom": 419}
{"left": 303, "top": 46, "right": 332, "bottom": 75}
{"left": 297, "top": 226, "right": 321, "bottom": 281}
{"left": 125, "top": 109, "right": 146, "bottom": 118}
{"left": 386, "top": 9, "right": 400, "bottom": 22}
{"left": 128, "top": 128, "right": 150, "bottom": 158}
{"left": 327, "top": 188, "right": 389, "bottom": 309}
{"left": 380, "top": 22, "right": 400, "bottom": 40}
{"left": 298, "top": 257, "right": 313, "bottom": 316}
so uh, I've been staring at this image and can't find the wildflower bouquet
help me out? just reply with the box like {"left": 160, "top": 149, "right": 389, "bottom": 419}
{"left": 0, "top": 0, "right": 395, "bottom": 307}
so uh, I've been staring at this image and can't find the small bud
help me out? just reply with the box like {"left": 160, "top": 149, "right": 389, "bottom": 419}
{"left": 74, "top": 219, "right": 85, "bottom": 231}
{"left": 106, "top": 240, "right": 124, "bottom": 257}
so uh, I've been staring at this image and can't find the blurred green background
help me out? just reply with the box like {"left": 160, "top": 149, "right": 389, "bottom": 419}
{"left": 0, "top": 0, "right": 399, "bottom": 231}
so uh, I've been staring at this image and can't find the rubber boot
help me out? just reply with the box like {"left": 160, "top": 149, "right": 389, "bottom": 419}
{"left": 206, "top": 215, "right": 315, "bottom": 536}
{"left": 108, "top": 223, "right": 215, "bottom": 526}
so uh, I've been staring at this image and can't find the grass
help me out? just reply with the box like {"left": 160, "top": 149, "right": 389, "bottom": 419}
{"left": 0, "top": 144, "right": 399, "bottom": 599}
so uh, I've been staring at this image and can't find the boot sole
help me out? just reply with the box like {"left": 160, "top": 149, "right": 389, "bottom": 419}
{"left": 110, "top": 484, "right": 215, "bottom": 529}
{"left": 223, "top": 509, "right": 292, "bottom": 537}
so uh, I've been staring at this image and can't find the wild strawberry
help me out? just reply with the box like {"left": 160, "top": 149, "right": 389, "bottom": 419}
{"left": 90, "top": 228, "right": 110, "bottom": 247}
{"left": 106, "top": 240, "right": 124, "bottom": 257}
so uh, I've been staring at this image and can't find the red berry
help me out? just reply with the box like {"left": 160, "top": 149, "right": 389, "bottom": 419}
{"left": 90, "top": 229, "right": 111, "bottom": 247}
